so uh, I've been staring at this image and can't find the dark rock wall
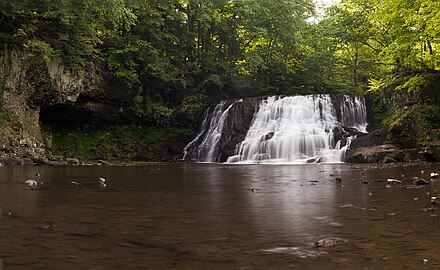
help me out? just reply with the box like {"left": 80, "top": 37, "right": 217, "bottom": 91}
{"left": 0, "top": 49, "right": 91, "bottom": 160}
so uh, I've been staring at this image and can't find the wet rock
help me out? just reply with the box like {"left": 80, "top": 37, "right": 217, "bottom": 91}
{"left": 387, "top": 179, "right": 402, "bottom": 185}
{"left": 383, "top": 156, "right": 397, "bottom": 163}
{"left": 345, "top": 144, "right": 398, "bottom": 163}
{"left": 430, "top": 172, "right": 439, "bottom": 178}
{"left": 314, "top": 237, "right": 346, "bottom": 248}
{"left": 264, "top": 132, "right": 275, "bottom": 141}
{"left": 431, "top": 196, "right": 439, "bottom": 204}
{"left": 24, "top": 179, "right": 44, "bottom": 189}
{"left": 413, "top": 178, "right": 429, "bottom": 185}
{"left": 306, "top": 157, "right": 321, "bottom": 163}
{"left": 97, "top": 159, "right": 111, "bottom": 165}
{"left": 66, "top": 157, "right": 80, "bottom": 165}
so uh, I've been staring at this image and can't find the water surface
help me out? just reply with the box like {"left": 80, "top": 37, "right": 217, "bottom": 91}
{"left": 1, "top": 163, "right": 439, "bottom": 269}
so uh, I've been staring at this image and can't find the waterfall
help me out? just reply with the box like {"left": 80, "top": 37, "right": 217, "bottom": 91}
{"left": 184, "top": 95, "right": 368, "bottom": 164}
{"left": 340, "top": 95, "right": 368, "bottom": 133}
{"left": 183, "top": 100, "right": 243, "bottom": 162}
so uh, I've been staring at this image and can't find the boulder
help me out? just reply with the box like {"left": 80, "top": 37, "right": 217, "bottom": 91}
{"left": 345, "top": 144, "right": 400, "bottom": 163}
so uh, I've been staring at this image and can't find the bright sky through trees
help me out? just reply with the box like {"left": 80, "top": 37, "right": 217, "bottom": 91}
{"left": 308, "top": 0, "right": 340, "bottom": 22}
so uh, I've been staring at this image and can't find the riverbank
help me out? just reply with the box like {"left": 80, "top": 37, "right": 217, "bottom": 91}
{"left": 0, "top": 126, "right": 193, "bottom": 166}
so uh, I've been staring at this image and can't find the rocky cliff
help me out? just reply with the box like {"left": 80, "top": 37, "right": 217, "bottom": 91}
{"left": 0, "top": 48, "right": 192, "bottom": 165}
{"left": 0, "top": 49, "right": 92, "bottom": 162}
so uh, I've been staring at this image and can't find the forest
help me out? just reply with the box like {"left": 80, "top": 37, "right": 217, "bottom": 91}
{"left": 0, "top": 0, "right": 439, "bottom": 162}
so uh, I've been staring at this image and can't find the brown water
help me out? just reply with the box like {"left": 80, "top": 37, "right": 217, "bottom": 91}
{"left": 1, "top": 163, "right": 439, "bottom": 270}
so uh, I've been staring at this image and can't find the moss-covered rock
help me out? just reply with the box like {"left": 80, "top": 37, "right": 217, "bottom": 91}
{"left": 388, "top": 105, "right": 440, "bottom": 148}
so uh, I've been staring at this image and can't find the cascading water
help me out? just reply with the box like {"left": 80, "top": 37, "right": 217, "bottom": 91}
{"left": 227, "top": 95, "right": 344, "bottom": 164}
{"left": 183, "top": 100, "right": 242, "bottom": 162}
{"left": 183, "top": 95, "right": 368, "bottom": 164}
{"left": 341, "top": 95, "right": 368, "bottom": 133}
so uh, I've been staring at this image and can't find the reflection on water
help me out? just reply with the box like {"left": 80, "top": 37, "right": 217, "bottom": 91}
{"left": 1, "top": 163, "right": 440, "bottom": 269}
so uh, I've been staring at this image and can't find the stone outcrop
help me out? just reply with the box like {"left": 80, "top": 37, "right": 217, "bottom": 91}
{"left": 345, "top": 127, "right": 440, "bottom": 163}
{"left": 0, "top": 49, "right": 95, "bottom": 161}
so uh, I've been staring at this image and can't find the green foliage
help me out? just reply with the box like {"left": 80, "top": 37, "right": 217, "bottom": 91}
{"left": 177, "top": 93, "right": 209, "bottom": 126}
{"left": 387, "top": 104, "right": 440, "bottom": 147}
{"left": 23, "top": 39, "right": 54, "bottom": 62}
{"left": 395, "top": 74, "right": 428, "bottom": 93}
{"left": 0, "top": 80, "right": 10, "bottom": 128}
{"left": 133, "top": 95, "right": 174, "bottom": 125}
{"left": 2, "top": 0, "right": 440, "bottom": 138}
{"left": 368, "top": 78, "right": 388, "bottom": 93}
{"left": 50, "top": 126, "right": 191, "bottom": 160}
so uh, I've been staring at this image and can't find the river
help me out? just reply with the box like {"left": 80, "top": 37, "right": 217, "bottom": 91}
{"left": 1, "top": 163, "right": 439, "bottom": 269}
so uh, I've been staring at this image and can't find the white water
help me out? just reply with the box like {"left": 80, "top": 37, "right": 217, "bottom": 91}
{"left": 183, "top": 100, "right": 239, "bottom": 162}
{"left": 227, "top": 95, "right": 348, "bottom": 164}
{"left": 184, "top": 95, "right": 368, "bottom": 164}
{"left": 341, "top": 95, "right": 368, "bottom": 133}
{"left": 227, "top": 95, "right": 366, "bottom": 163}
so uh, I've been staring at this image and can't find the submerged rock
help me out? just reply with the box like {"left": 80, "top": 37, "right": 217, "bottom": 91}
{"left": 387, "top": 179, "right": 402, "bottom": 185}
{"left": 24, "top": 179, "right": 43, "bottom": 189}
{"left": 314, "top": 237, "right": 346, "bottom": 248}
{"left": 413, "top": 178, "right": 429, "bottom": 185}
{"left": 420, "top": 208, "right": 435, "bottom": 212}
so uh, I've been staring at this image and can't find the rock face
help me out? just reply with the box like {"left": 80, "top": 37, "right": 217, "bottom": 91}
{"left": 0, "top": 49, "right": 135, "bottom": 163}
{"left": 0, "top": 49, "right": 92, "bottom": 160}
